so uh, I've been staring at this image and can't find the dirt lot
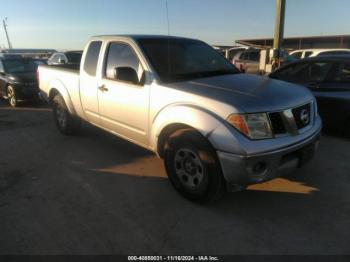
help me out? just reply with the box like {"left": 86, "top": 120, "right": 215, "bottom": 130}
{"left": 0, "top": 99, "right": 350, "bottom": 255}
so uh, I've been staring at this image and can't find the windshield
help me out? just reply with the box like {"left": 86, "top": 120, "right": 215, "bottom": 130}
{"left": 137, "top": 38, "right": 238, "bottom": 83}
{"left": 65, "top": 53, "right": 82, "bottom": 63}
{"left": 3, "top": 59, "right": 38, "bottom": 74}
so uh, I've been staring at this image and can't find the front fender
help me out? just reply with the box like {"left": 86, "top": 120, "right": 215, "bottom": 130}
{"left": 49, "top": 79, "right": 77, "bottom": 116}
{"left": 151, "top": 104, "right": 246, "bottom": 155}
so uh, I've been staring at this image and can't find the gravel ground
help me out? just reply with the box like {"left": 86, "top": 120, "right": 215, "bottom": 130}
{"left": 0, "top": 99, "right": 350, "bottom": 255}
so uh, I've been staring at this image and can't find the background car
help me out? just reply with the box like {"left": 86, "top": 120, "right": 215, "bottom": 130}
{"left": 290, "top": 49, "right": 350, "bottom": 59}
{"left": 0, "top": 56, "right": 39, "bottom": 107}
{"left": 33, "top": 59, "right": 48, "bottom": 66}
{"left": 47, "top": 51, "right": 83, "bottom": 65}
{"left": 270, "top": 55, "right": 350, "bottom": 133}
{"left": 227, "top": 47, "right": 248, "bottom": 63}
{"left": 232, "top": 49, "right": 260, "bottom": 74}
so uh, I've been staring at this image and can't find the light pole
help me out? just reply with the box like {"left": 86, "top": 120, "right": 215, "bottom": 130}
{"left": 2, "top": 17, "right": 13, "bottom": 49}
{"left": 273, "top": 0, "right": 286, "bottom": 67}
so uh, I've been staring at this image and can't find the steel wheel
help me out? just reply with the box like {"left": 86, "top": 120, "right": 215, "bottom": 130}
{"left": 55, "top": 102, "right": 67, "bottom": 129}
{"left": 174, "top": 148, "right": 205, "bottom": 190}
{"left": 7, "top": 86, "right": 17, "bottom": 107}
{"left": 52, "top": 94, "right": 81, "bottom": 135}
{"left": 164, "top": 129, "right": 226, "bottom": 203}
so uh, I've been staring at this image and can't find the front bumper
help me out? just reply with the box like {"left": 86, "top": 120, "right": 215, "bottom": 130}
{"left": 217, "top": 129, "right": 321, "bottom": 188}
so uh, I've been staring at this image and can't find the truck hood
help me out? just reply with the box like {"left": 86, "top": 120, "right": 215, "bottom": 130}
{"left": 166, "top": 74, "right": 314, "bottom": 113}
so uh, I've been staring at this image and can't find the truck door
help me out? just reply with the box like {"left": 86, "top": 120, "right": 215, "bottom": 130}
{"left": 80, "top": 41, "right": 102, "bottom": 124}
{"left": 97, "top": 42, "right": 149, "bottom": 146}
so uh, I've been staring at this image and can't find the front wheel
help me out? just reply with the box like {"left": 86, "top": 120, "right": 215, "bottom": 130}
{"left": 164, "top": 129, "right": 226, "bottom": 204}
{"left": 7, "top": 86, "right": 18, "bottom": 107}
{"left": 52, "top": 94, "right": 81, "bottom": 135}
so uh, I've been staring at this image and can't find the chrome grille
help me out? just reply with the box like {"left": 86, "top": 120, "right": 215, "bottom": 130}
{"left": 268, "top": 102, "right": 313, "bottom": 136}
{"left": 292, "top": 103, "right": 312, "bottom": 129}
{"left": 268, "top": 112, "right": 286, "bottom": 134}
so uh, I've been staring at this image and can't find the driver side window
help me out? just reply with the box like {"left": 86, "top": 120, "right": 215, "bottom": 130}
{"left": 104, "top": 42, "right": 143, "bottom": 83}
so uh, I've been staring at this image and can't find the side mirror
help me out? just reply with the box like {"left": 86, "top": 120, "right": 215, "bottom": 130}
{"left": 114, "top": 67, "right": 140, "bottom": 85}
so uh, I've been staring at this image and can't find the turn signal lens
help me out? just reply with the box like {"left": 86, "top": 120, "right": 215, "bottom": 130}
{"left": 226, "top": 114, "right": 249, "bottom": 136}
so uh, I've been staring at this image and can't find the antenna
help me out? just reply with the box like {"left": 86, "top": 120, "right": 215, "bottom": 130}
{"left": 165, "top": 0, "right": 171, "bottom": 75}
{"left": 165, "top": 0, "right": 170, "bottom": 36}
{"left": 2, "top": 17, "right": 13, "bottom": 49}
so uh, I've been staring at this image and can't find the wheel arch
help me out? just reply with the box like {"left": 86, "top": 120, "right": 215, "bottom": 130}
{"left": 48, "top": 80, "right": 77, "bottom": 116}
{"left": 157, "top": 123, "right": 195, "bottom": 158}
{"left": 151, "top": 104, "right": 243, "bottom": 158}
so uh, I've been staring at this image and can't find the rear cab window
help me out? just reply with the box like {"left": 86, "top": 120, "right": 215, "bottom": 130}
{"left": 84, "top": 41, "right": 102, "bottom": 76}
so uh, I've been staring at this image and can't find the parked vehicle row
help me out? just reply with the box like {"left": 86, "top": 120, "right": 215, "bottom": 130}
{"left": 232, "top": 48, "right": 261, "bottom": 74}
{"left": 38, "top": 35, "right": 321, "bottom": 203}
{"left": 0, "top": 50, "right": 82, "bottom": 106}
{"left": 290, "top": 49, "right": 350, "bottom": 59}
{"left": 226, "top": 47, "right": 248, "bottom": 64}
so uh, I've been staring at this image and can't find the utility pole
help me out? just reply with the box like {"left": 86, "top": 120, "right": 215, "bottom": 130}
{"left": 273, "top": 0, "right": 286, "bottom": 66}
{"left": 2, "top": 17, "right": 12, "bottom": 49}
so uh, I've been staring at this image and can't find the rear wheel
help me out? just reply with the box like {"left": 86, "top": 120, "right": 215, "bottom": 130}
{"left": 7, "top": 86, "right": 18, "bottom": 107}
{"left": 52, "top": 94, "right": 81, "bottom": 135}
{"left": 164, "top": 129, "right": 226, "bottom": 204}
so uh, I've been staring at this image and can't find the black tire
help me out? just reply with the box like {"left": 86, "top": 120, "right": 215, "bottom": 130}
{"left": 164, "top": 129, "right": 226, "bottom": 204}
{"left": 7, "top": 86, "right": 18, "bottom": 107}
{"left": 52, "top": 94, "right": 81, "bottom": 135}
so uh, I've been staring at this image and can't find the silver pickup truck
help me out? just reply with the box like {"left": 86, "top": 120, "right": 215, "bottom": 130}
{"left": 38, "top": 35, "right": 322, "bottom": 203}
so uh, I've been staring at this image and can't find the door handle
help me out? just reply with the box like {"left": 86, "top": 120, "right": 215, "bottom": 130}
{"left": 98, "top": 84, "right": 109, "bottom": 92}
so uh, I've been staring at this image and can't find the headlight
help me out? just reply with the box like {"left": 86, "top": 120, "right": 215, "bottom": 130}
{"left": 226, "top": 113, "right": 273, "bottom": 140}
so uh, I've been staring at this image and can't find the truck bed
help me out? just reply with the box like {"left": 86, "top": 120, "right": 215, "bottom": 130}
{"left": 38, "top": 64, "right": 81, "bottom": 113}
{"left": 40, "top": 63, "right": 80, "bottom": 73}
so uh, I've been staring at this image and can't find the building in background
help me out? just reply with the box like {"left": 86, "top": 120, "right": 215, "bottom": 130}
{"left": 236, "top": 34, "right": 350, "bottom": 50}
{"left": 0, "top": 48, "right": 57, "bottom": 59}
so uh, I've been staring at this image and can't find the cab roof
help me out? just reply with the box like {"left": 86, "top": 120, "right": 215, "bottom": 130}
{"left": 91, "top": 34, "right": 199, "bottom": 42}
